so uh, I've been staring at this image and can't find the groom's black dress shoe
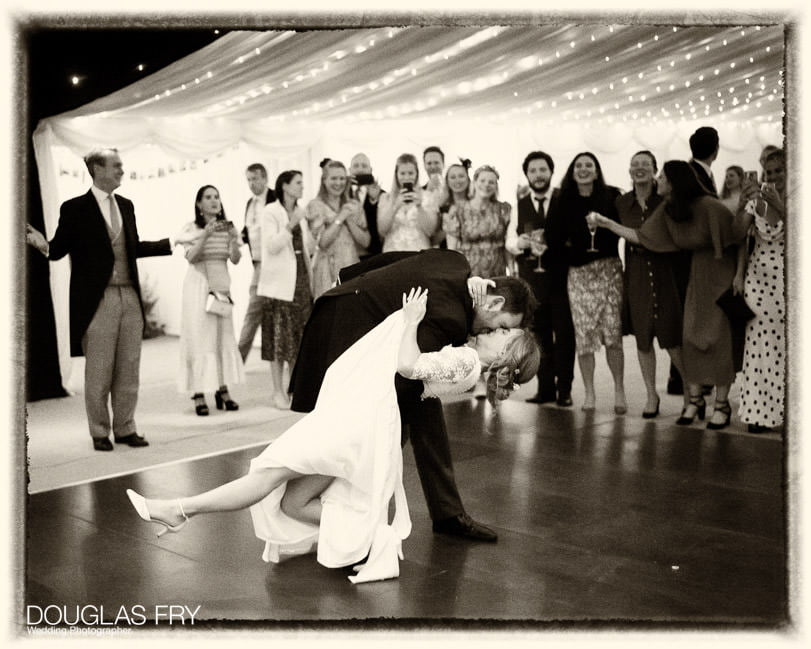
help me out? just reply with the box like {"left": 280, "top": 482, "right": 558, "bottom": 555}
{"left": 115, "top": 433, "right": 149, "bottom": 448}
{"left": 556, "top": 393, "right": 573, "bottom": 407}
{"left": 432, "top": 513, "right": 498, "bottom": 542}
{"left": 525, "top": 393, "right": 556, "bottom": 404}
{"left": 93, "top": 438, "right": 114, "bottom": 451}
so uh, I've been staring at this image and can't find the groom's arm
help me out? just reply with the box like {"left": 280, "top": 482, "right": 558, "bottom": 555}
{"left": 338, "top": 251, "right": 417, "bottom": 283}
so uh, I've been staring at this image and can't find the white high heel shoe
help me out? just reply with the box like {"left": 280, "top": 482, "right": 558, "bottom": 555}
{"left": 126, "top": 489, "right": 189, "bottom": 537}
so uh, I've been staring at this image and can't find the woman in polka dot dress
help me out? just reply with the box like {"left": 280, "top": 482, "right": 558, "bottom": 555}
{"left": 735, "top": 149, "right": 786, "bottom": 433}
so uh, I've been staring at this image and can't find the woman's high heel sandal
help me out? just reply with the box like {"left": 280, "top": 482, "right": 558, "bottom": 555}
{"left": 192, "top": 393, "right": 209, "bottom": 416}
{"left": 676, "top": 395, "right": 706, "bottom": 425}
{"left": 126, "top": 489, "right": 189, "bottom": 537}
{"left": 706, "top": 399, "right": 732, "bottom": 430}
{"left": 642, "top": 396, "right": 660, "bottom": 419}
{"left": 215, "top": 387, "right": 239, "bottom": 411}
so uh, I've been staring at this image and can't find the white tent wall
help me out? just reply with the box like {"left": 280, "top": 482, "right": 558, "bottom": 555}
{"left": 37, "top": 116, "right": 780, "bottom": 389}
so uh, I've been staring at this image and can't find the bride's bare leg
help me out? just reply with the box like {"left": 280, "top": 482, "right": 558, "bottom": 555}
{"left": 280, "top": 474, "right": 334, "bottom": 525}
{"left": 144, "top": 467, "right": 304, "bottom": 525}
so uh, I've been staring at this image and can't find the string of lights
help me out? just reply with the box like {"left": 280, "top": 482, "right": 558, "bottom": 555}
{"left": 81, "top": 25, "right": 783, "bottom": 128}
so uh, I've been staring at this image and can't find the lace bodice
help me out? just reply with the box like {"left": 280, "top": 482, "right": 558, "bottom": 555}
{"left": 411, "top": 345, "right": 481, "bottom": 399}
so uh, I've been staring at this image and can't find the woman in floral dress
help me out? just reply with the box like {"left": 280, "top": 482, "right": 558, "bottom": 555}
{"left": 443, "top": 164, "right": 511, "bottom": 278}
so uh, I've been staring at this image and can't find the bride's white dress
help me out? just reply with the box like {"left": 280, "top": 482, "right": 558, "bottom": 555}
{"left": 248, "top": 310, "right": 480, "bottom": 583}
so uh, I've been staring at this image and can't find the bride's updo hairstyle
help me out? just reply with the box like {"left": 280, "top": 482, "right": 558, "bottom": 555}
{"left": 484, "top": 329, "right": 540, "bottom": 406}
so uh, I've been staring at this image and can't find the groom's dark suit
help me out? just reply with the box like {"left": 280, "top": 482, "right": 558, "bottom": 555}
{"left": 290, "top": 249, "right": 474, "bottom": 523}
{"left": 48, "top": 189, "right": 171, "bottom": 441}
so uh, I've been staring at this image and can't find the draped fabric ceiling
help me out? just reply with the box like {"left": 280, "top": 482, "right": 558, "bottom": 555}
{"left": 32, "top": 24, "right": 785, "bottom": 383}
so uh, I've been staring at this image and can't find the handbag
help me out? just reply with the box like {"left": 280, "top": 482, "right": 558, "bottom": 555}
{"left": 201, "top": 260, "right": 233, "bottom": 317}
{"left": 205, "top": 290, "right": 234, "bottom": 318}
{"left": 715, "top": 287, "right": 755, "bottom": 326}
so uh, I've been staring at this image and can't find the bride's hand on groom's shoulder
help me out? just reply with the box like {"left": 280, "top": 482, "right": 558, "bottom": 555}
{"left": 467, "top": 277, "right": 495, "bottom": 307}
{"left": 402, "top": 287, "right": 428, "bottom": 324}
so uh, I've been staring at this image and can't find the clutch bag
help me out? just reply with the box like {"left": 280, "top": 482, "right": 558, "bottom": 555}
{"left": 715, "top": 288, "right": 755, "bottom": 325}
{"left": 205, "top": 291, "right": 234, "bottom": 318}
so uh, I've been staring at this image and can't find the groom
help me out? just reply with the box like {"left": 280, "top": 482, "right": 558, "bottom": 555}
{"left": 290, "top": 248, "right": 536, "bottom": 542}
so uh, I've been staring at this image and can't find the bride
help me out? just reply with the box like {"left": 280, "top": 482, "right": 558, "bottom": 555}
{"left": 127, "top": 286, "right": 539, "bottom": 583}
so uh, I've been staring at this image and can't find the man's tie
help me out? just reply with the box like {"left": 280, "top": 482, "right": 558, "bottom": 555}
{"left": 535, "top": 195, "right": 545, "bottom": 226}
{"left": 108, "top": 194, "right": 121, "bottom": 235}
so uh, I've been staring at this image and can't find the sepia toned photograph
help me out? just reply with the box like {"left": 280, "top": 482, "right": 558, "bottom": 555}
{"left": 6, "top": 2, "right": 805, "bottom": 645}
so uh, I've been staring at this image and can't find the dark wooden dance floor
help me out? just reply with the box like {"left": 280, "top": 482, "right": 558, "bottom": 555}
{"left": 26, "top": 398, "right": 788, "bottom": 628}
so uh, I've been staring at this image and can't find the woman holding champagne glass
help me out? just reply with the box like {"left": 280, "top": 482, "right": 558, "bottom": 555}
{"left": 544, "top": 152, "right": 626, "bottom": 412}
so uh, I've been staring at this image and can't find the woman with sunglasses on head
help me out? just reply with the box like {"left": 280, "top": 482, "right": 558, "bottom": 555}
{"left": 126, "top": 286, "right": 538, "bottom": 584}
{"left": 443, "top": 164, "right": 511, "bottom": 279}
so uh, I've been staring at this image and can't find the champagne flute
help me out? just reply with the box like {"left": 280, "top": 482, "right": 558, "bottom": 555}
{"left": 531, "top": 229, "right": 546, "bottom": 273}
{"left": 586, "top": 212, "right": 599, "bottom": 252}
{"left": 523, "top": 223, "right": 536, "bottom": 260}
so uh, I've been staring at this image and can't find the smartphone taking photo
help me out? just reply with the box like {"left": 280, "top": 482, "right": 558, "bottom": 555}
{"left": 402, "top": 181, "right": 414, "bottom": 202}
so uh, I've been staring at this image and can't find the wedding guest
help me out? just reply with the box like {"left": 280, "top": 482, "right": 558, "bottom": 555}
{"left": 594, "top": 160, "right": 750, "bottom": 430}
{"left": 443, "top": 164, "right": 511, "bottom": 278}
{"left": 670, "top": 126, "right": 721, "bottom": 396}
{"left": 758, "top": 144, "right": 781, "bottom": 178}
{"left": 734, "top": 149, "right": 786, "bottom": 433}
{"left": 720, "top": 165, "right": 744, "bottom": 213}
{"left": 238, "top": 163, "right": 276, "bottom": 361}
{"left": 25, "top": 147, "right": 172, "bottom": 451}
{"left": 616, "top": 151, "right": 687, "bottom": 418}
{"left": 258, "top": 171, "right": 315, "bottom": 410}
{"left": 435, "top": 158, "right": 471, "bottom": 248}
{"left": 306, "top": 159, "right": 369, "bottom": 299}
{"left": 507, "top": 150, "right": 575, "bottom": 407}
{"left": 545, "top": 152, "right": 626, "bottom": 413}
{"left": 421, "top": 146, "right": 446, "bottom": 236}
{"left": 348, "top": 153, "right": 384, "bottom": 260}
{"left": 688, "top": 126, "right": 720, "bottom": 197}
{"left": 175, "top": 185, "right": 245, "bottom": 416}
{"left": 378, "top": 153, "right": 439, "bottom": 252}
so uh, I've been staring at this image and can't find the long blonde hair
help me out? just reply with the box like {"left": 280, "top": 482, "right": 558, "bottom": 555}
{"left": 484, "top": 329, "right": 540, "bottom": 406}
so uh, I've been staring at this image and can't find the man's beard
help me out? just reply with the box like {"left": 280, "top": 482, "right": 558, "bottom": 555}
{"left": 529, "top": 179, "right": 550, "bottom": 194}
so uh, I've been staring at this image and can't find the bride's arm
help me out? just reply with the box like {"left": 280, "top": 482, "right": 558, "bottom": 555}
{"left": 397, "top": 287, "right": 428, "bottom": 378}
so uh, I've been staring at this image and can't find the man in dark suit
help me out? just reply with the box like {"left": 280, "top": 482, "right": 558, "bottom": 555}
{"left": 348, "top": 153, "right": 384, "bottom": 260}
{"left": 238, "top": 162, "right": 276, "bottom": 361}
{"left": 26, "top": 148, "right": 172, "bottom": 451}
{"left": 507, "top": 151, "right": 575, "bottom": 407}
{"left": 290, "top": 249, "right": 536, "bottom": 542}
{"left": 689, "top": 126, "right": 720, "bottom": 197}
{"left": 669, "top": 126, "right": 720, "bottom": 396}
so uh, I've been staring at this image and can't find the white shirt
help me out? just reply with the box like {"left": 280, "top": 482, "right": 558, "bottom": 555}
{"left": 90, "top": 184, "right": 119, "bottom": 231}
{"left": 532, "top": 192, "right": 549, "bottom": 217}
{"left": 247, "top": 192, "right": 267, "bottom": 261}
{"left": 505, "top": 191, "right": 549, "bottom": 256}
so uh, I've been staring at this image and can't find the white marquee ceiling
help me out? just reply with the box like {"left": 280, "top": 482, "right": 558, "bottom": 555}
{"left": 55, "top": 24, "right": 784, "bottom": 128}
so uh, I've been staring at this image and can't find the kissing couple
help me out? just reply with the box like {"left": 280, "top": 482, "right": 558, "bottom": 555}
{"left": 128, "top": 249, "right": 539, "bottom": 583}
